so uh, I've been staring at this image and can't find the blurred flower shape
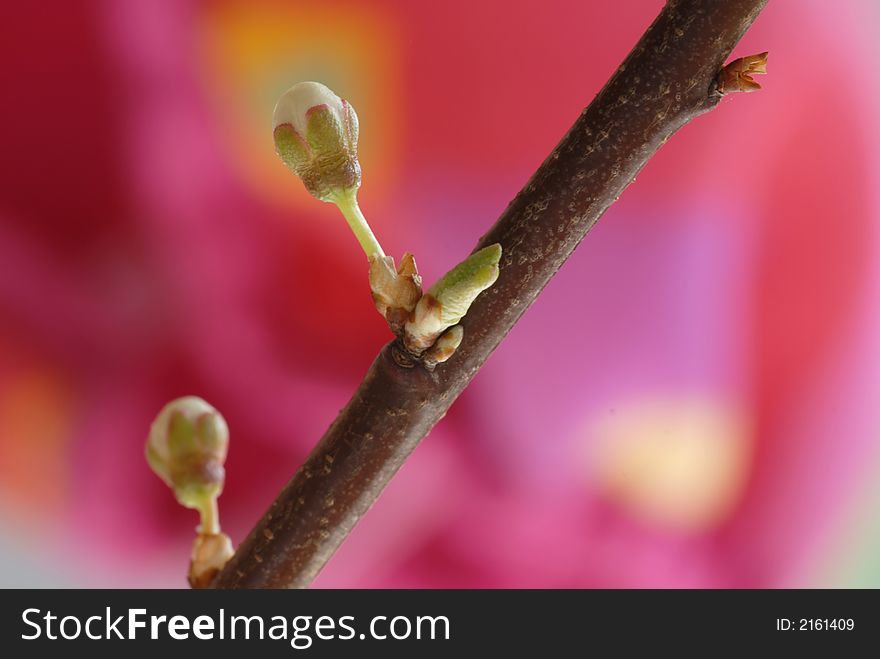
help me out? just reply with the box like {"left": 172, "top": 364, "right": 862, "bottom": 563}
{"left": 145, "top": 396, "right": 228, "bottom": 529}
{"left": 589, "top": 398, "right": 751, "bottom": 533}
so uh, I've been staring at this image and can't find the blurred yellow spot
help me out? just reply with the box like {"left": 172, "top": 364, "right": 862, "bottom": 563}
{"left": 197, "top": 3, "right": 402, "bottom": 210}
{"left": 0, "top": 367, "right": 73, "bottom": 514}
{"left": 588, "top": 398, "right": 751, "bottom": 532}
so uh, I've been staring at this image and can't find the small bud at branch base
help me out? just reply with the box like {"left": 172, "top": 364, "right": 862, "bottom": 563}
{"left": 423, "top": 324, "right": 464, "bottom": 369}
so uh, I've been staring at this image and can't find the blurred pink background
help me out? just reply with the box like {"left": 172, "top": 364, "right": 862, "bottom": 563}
{"left": 1, "top": 0, "right": 879, "bottom": 588}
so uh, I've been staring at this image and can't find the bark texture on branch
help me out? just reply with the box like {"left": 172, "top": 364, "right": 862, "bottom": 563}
{"left": 213, "top": 0, "right": 769, "bottom": 588}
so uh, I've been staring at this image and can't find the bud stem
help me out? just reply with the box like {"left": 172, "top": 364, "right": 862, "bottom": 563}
{"left": 199, "top": 497, "right": 220, "bottom": 536}
{"left": 333, "top": 190, "right": 385, "bottom": 259}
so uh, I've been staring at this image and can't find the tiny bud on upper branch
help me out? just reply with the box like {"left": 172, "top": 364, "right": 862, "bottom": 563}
{"left": 716, "top": 51, "right": 768, "bottom": 94}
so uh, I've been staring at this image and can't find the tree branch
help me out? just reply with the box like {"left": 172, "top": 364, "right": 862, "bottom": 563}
{"left": 212, "top": 0, "right": 769, "bottom": 588}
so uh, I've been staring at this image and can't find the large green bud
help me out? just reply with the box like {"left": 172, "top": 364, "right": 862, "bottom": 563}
{"left": 404, "top": 243, "right": 502, "bottom": 354}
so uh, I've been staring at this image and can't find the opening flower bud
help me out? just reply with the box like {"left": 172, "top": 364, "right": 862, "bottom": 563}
{"left": 273, "top": 81, "right": 361, "bottom": 202}
{"left": 146, "top": 396, "right": 229, "bottom": 517}
{"left": 404, "top": 243, "right": 502, "bottom": 354}
{"left": 273, "top": 81, "right": 384, "bottom": 258}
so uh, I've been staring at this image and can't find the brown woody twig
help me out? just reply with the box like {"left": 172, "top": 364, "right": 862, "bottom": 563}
{"left": 212, "top": 0, "right": 769, "bottom": 589}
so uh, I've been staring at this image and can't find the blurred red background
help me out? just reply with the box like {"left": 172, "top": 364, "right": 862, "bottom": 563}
{"left": 1, "top": 0, "right": 879, "bottom": 587}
